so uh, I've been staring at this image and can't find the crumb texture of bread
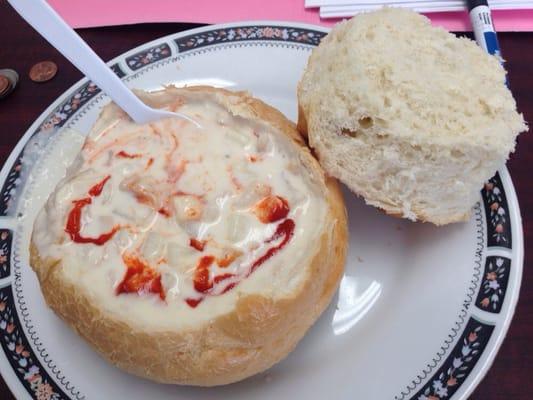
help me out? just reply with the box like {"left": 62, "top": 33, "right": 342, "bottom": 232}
{"left": 30, "top": 86, "right": 348, "bottom": 385}
{"left": 298, "top": 8, "right": 527, "bottom": 225}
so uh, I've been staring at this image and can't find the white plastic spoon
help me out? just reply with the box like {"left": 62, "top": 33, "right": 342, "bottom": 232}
{"left": 8, "top": 0, "right": 199, "bottom": 126}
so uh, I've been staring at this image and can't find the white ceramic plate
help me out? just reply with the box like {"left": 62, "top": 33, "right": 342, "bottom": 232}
{"left": 0, "top": 22, "right": 523, "bottom": 400}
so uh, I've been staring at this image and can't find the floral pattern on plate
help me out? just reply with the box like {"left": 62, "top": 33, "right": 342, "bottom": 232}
{"left": 481, "top": 173, "right": 512, "bottom": 248}
{"left": 475, "top": 257, "right": 511, "bottom": 313}
{"left": 0, "top": 286, "right": 68, "bottom": 399}
{"left": 125, "top": 43, "right": 171, "bottom": 70}
{"left": 412, "top": 317, "right": 494, "bottom": 400}
{"left": 0, "top": 154, "right": 22, "bottom": 216}
{"left": 175, "top": 26, "right": 325, "bottom": 51}
{"left": 110, "top": 64, "right": 126, "bottom": 78}
{"left": 0, "top": 230, "right": 12, "bottom": 279}
{"left": 36, "top": 63, "right": 124, "bottom": 134}
{"left": 37, "top": 81, "right": 101, "bottom": 134}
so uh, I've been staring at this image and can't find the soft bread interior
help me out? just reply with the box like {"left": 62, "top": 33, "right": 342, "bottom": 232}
{"left": 298, "top": 8, "right": 527, "bottom": 224}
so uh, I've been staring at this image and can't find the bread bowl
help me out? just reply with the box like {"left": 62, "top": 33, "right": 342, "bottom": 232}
{"left": 30, "top": 86, "right": 347, "bottom": 386}
{"left": 298, "top": 8, "right": 527, "bottom": 225}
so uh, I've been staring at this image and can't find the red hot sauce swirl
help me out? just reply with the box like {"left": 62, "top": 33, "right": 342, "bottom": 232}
{"left": 64, "top": 175, "right": 119, "bottom": 246}
{"left": 186, "top": 194, "right": 294, "bottom": 308}
{"left": 116, "top": 254, "right": 165, "bottom": 300}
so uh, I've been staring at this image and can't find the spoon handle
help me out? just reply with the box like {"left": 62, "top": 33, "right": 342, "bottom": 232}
{"left": 8, "top": 0, "right": 154, "bottom": 124}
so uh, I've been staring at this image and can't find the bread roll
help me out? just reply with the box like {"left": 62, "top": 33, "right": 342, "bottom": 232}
{"left": 298, "top": 8, "right": 527, "bottom": 225}
{"left": 30, "top": 86, "right": 347, "bottom": 385}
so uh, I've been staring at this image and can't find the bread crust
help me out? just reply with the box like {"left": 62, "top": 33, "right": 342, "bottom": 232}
{"left": 30, "top": 86, "right": 348, "bottom": 386}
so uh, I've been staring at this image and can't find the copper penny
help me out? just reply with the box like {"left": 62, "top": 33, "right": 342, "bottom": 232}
{"left": 29, "top": 61, "right": 58, "bottom": 83}
{"left": 0, "top": 75, "right": 9, "bottom": 94}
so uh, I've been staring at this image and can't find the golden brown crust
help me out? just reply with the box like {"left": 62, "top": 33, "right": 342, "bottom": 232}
{"left": 296, "top": 104, "right": 309, "bottom": 139}
{"left": 30, "top": 86, "right": 348, "bottom": 386}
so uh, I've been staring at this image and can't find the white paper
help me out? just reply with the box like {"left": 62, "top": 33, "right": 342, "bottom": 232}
{"left": 315, "top": 1, "right": 533, "bottom": 18}
{"left": 306, "top": 0, "right": 533, "bottom": 10}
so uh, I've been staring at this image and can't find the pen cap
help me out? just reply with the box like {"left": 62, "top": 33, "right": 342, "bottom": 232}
{"left": 467, "top": 0, "right": 489, "bottom": 11}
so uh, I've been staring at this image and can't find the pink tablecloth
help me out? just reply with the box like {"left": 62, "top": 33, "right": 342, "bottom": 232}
{"left": 48, "top": 0, "right": 533, "bottom": 32}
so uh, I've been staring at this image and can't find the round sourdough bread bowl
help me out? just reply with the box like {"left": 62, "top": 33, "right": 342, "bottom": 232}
{"left": 30, "top": 86, "right": 348, "bottom": 386}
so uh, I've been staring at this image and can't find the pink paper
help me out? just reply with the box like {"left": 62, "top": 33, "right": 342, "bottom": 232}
{"left": 48, "top": 0, "right": 533, "bottom": 31}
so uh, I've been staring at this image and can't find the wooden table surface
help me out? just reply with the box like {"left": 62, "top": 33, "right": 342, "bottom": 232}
{"left": 0, "top": 1, "right": 531, "bottom": 398}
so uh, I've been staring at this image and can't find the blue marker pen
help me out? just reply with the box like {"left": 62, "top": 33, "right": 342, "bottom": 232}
{"left": 467, "top": 0, "right": 502, "bottom": 60}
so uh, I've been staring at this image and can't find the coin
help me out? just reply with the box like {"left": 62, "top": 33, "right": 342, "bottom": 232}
{"left": 0, "top": 75, "right": 9, "bottom": 94}
{"left": 0, "top": 69, "right": 18, "bottom": 100}
{"left": 29, "top": 61, "right": 58, "bottom": 83}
